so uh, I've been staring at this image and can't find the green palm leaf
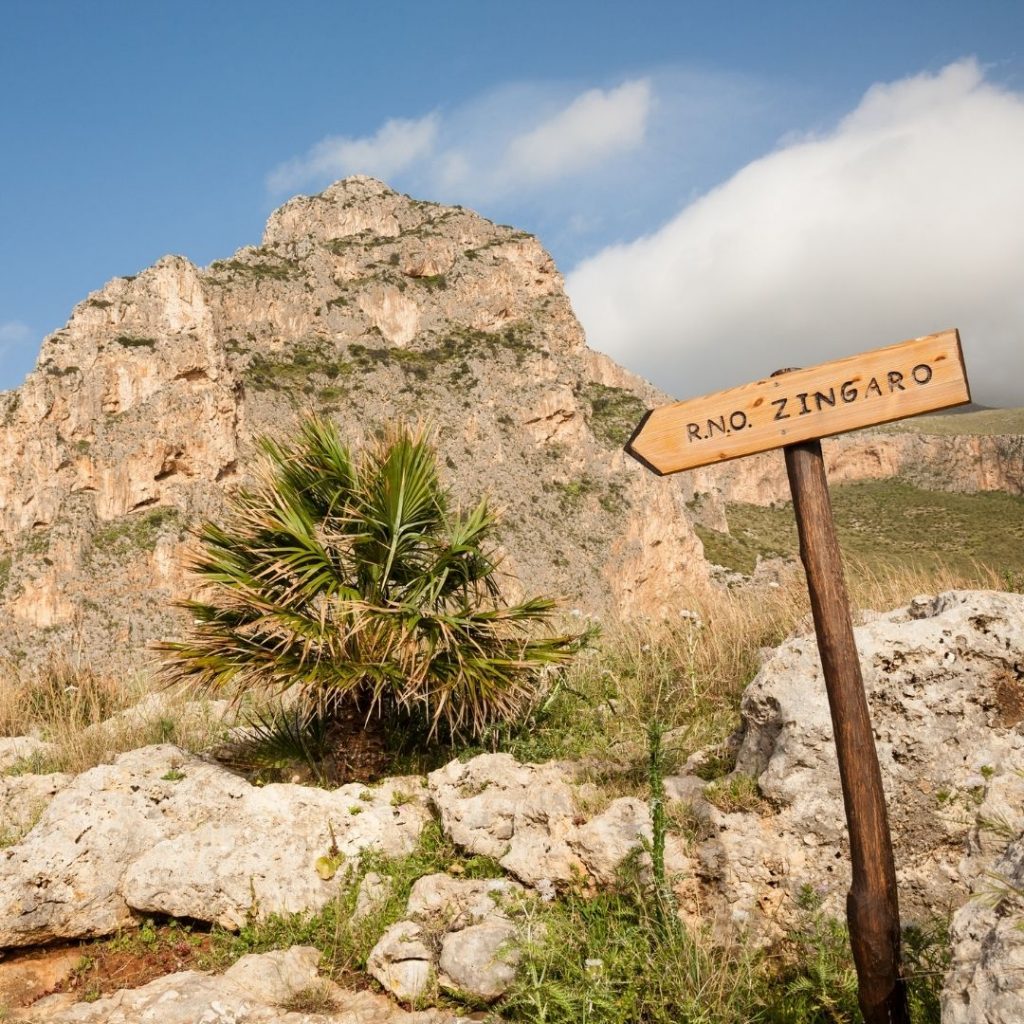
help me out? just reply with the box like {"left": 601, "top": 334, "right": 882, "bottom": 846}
{"left": 158, "top": 416, "right": 584, "bottom": 741}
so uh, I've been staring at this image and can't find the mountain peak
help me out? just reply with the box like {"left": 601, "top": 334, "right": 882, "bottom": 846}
{"left": 0, "top": 181, "right": 706, "bottom": 674}
{"left": 264, "top": 176, "right": 430, "bottom": 246}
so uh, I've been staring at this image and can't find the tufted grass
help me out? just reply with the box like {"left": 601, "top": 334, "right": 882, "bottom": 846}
{"left": 0, "top": 654, "right": 231, "bottom": 776}
{"left": 484, "top": 558, "right": 1010, "bottom": 790}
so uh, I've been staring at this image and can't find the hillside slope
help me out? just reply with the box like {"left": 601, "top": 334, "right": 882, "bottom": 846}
{"left": 0, "top": 177, "right": 708, "bottom": 672}
{"left": 697, "top": 416, "right": 1023, "bottom": 510}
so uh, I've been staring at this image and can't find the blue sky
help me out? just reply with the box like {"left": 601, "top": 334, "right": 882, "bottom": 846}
{"left": 2, "top": 1, "right": 1023, "bottom": 403}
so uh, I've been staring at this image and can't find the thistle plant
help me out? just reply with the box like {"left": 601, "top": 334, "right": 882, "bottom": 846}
{"left": 159, "top": 416, "right": 582, "bottom": 740}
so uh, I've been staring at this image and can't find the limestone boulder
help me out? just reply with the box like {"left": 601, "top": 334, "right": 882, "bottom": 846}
{"left": 0, "top": 745, "right": 430, "bottom": 948}
{"left": 574, "top": 797, "right": 652, "bottom": 884}
{"left": 669, "top": 590, "right": 1024, "bottom": 932}
{"left": 941, "top": 754, "right": 1024, "bottom": 1022}
{"left": 122, "top": 772, "right": 429, "bottom": 929}
{"left": 366, "top": 920, "right": 436, "bottom": 1004}
{"left": 367, "top": 873, "right": 526, "bottom": 1004}
{"left": 405, "top": 872, "right": 523, "bottom": 926}
{"left": 943, "top": 835, "right": 1024, "bottom": 1023}
{"left": 428, "top": 753, "right": 651, "bottom": 888}
{"left": 438, "top": 919, "right": 518, "bottom": 1001}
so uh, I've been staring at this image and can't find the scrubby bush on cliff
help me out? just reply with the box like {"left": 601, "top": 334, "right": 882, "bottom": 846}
{"left": 159, "top": 416, "right": 581, "bottom": 741}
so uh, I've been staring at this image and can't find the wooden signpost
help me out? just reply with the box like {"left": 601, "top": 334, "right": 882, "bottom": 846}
{"left": 626, "top": 329, "right": 970, "bottom": 1024}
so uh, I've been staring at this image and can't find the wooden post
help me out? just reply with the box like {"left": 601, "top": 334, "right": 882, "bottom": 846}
{"left": 783, "top": 435, "right": 910, "bottom": 1024}
{"left": 626, "top": 330, "right": 971, "bottom": 1024}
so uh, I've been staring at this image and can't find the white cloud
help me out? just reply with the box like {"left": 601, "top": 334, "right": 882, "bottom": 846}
{"left": 429, "top": 78, "right": 654, "bottom": 201}
{"left": 567, "top": 60, "right": 1024, "bottom": 408}
{"left": 267, "top": 78, "right": 659, "bottom": 205}
{"left": 499, "top": 80, "right": 651, "bottom": 186}
{"left": 268, "top": 114, "right": 439, "bottom": 192}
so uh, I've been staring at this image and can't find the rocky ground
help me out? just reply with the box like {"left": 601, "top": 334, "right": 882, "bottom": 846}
{"left": 1, "top": 589, "right": 1022, "bottom": 1022}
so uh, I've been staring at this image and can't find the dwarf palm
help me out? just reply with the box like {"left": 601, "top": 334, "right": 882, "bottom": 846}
{"left": 159, "top": 417, "right": 582, "bottom": 740}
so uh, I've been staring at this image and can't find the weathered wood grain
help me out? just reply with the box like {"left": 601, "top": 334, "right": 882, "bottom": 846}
{"left": 627, "top": 329, "right": 969, "bottom": 475}
{"left": 784, "top": 437, "right": 910, "bottom": 1024}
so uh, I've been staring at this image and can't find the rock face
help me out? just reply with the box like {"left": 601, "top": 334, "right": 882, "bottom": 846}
{"left": 696, "top": 428, "right": 1024, "bottom": 509}
{"left": 0, "top": 176, "right": 708, "bottom": 674}
{"left": 666, "top": 590, "right": 1024, "bottom": 934}
{"left": 367, "top": 873, "right": 526, "bottom": 1003}
{"left": 0, "top": 745, "right": 430, "bottom": 946}
{"left": 944, "top": 836, "right": 1024, "bottom": 1023}
{"left": 428, "top": 753, "right": 652, "bottom": 887}
{"left": 14, "top": 946, "right": 457, "bottom": 1023}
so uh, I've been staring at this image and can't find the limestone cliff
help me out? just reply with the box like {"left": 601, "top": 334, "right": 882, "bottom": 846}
{"left": 0, "top": 177, "right": 708, "bottom": 672}
{"left": 697, "top": 427, "right": 1024, "bottom": 508}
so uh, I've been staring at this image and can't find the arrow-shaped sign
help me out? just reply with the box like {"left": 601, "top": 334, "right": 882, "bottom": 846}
{"left": 626, "top": 329, "right": 970, "bottom": 475}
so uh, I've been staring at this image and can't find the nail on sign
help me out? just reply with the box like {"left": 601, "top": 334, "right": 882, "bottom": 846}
{"left": 625, "top": 329, "right": 970, "bottom": 476}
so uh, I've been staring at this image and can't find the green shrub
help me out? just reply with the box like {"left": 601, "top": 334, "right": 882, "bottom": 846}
{"left": 208, "top": 256, "right": 302, "bottom": 282}
{"left": 92, "top": 506, "right": 182, "bottom": 556}
{"left": 581, "top": 383, "right": 648, "bottom": 448}
{"left": 114, "top": 334, "right": 157, "bottom": 349}
{"left": 159, "top": 417, "right": 582, "bottom": 740}
{"left": 502, "top": 862, "right": 766, "bottom": 1024}
{"left": 704, "top": 772, "right": 771, "bottom": 814}
{"left": 770, "top": 887, "right": 947, "bottom": 1023}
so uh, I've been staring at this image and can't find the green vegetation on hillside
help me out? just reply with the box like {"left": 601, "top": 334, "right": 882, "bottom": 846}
{"left": 879, "top": 407, "right": 1024, "bottom": 435}
{"left": 580, "top": 382, "right": 648, "bottom": 448}
{"left": 92, "top": 506, "right": 183, "bottom": 556}
{"left": 695, "top": 480, "right": 1024, "bottom": 581}
{"left": 242, "top": 324, "right": 539, "bottom": 396}
{"left": 244, "top": 340, "right": 352, "bottom": 392}
{"left": 208, "top": 252, "right": 304, "bottom": 282}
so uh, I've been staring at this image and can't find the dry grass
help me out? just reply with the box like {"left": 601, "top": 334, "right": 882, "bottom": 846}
{"left": 0, "top": 561, "right": 1008, "bottom": 782}
{"left": 0, "top": 653, "right": 233, "bottom": 775}
{"left": 510, "top": 559, "right": 1012, "bottom": 781}
{"left": 844, "top": 556, "right": 1007, "bottom": 612}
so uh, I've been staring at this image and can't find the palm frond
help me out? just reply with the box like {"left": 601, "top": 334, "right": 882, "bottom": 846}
{"left": 159, "top": 416, "right": 584, "bottom": 741}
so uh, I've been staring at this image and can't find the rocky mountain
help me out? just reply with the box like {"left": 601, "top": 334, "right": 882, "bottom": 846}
{"left": 0, "top": 177, "right": 708, "bottom": 672}
{"left": 695, "top": 423, "right": 1024, "bottom": 512}
{"left": 1, "top": 176, "right": 1020, "bottom": 674}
